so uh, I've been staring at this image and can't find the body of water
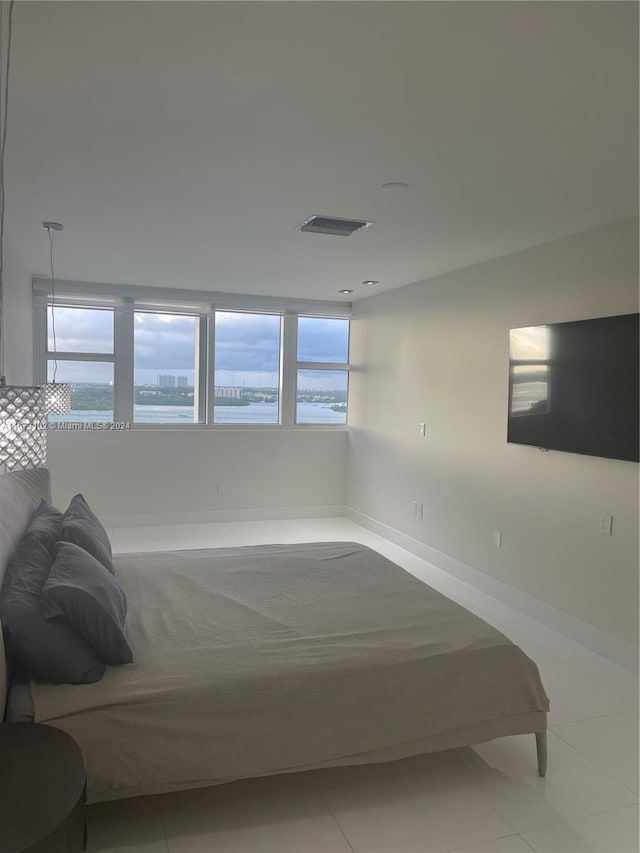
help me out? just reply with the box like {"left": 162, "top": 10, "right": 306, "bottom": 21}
{"left": 49, "top": 402, "right": 346, "bottom": 426}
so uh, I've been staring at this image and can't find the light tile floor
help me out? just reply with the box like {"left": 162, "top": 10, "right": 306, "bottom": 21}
{"left": 91, "top": 518, "right": 639, "bottom": 853}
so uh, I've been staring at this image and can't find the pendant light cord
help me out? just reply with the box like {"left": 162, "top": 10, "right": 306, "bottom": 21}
{"left": 0, "top": 0, "right": 16, "bottom": 382}
{"left": 48, "top": 225, "right": 58, "bottom": 382}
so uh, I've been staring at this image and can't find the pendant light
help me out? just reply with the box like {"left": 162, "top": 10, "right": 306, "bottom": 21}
{"left": 42, "top": 220, "right": 71, "bottom": 415}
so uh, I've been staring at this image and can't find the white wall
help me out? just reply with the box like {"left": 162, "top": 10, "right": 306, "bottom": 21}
{"left": 347, "top": 218, "right": 639, "bottom": 647}
{"left": 1, "top": 252, "right": 33, "bottom": 385}
{"left": 47, "top": 428, "right": 347, "bottom": 524}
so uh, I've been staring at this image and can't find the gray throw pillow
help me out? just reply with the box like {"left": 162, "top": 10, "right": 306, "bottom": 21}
{"left": 60, "top": 493, "right": 114, "bottom": 574}
{"left": 42, "top": 542, "right": 132, "bottom": 666}
{"left": 0, "top": 537, "right": 105, "bottom": 685}
{"left": 23, "top": 500, "right": 64, "bottom": 557}
{"left": 0, "top": 501, "right": 63, "bottom": 604}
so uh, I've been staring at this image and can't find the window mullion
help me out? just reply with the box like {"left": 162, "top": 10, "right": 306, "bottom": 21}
{"left": 114, "top": 300, "right": 134, "bottom": 423}
{"left": 296, "top": 361, "right": 349, "bottom": 371}
{"left": 193, "top": 315, "right": 207, "bottom": 425}
{"left": 205, "top": 312, "right": 215, "bottom": 425}
{"left": 281, "top": 313, "right": 297, "bottom": 428}
{"left": 44, "top": 351, "right": 115, "bottom": 363}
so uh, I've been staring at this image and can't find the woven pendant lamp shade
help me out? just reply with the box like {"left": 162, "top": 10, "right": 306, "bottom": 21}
{"left": 44, "top": 381, "right": 71, "bottom": 415}
{"left": 0, "top": 380, "right": 47, "bottom": 470}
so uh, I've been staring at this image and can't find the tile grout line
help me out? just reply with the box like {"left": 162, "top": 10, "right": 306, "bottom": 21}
{"left": 318, "top": 790, "right": 356, "bottom": 853}
{"left": 520, "top": 802, "right": 640, "bottom": 845}
{"left": 451, "top": 755, "right": 524, "bottom": 839}
{"left": 548, "top": 725, "right": 638, "bottom": 794}
{"left": 439, "top": 831, "right": 536, "bottom": 853}
{"left": 541, "top": 657, "right": 640, "bottom": 690}
{"left": 517, "top": 833, "right": 537, "bottom": 852}
{"left": 549, "top": 708, "right": 639, "bottom": 727}
{"left": 160, "top": 806, "right": 171, "bottom": 853}
{"left": 518, "top": 803, "right": 640, "bottom": 838}
{"left": 549, "top": 727, "right": 639, "bottom": 798}
{"left": 454, "top": 735, "right": 637, "bottom": 837}
{"left": 550, "top": 708, "right": 640, "bottom": 730}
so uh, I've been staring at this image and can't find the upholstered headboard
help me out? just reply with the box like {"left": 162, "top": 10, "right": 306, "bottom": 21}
{"left": 0, "top": 467, "right": 51, "bottom": 719}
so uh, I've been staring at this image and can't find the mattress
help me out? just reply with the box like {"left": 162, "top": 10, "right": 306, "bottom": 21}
{"left": 32, "top": 542, "right": 549, "bottom": 802}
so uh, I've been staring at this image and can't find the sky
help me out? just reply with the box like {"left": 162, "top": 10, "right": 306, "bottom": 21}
{"left": 48, "top": 308, "right": 349, "bottom": 389}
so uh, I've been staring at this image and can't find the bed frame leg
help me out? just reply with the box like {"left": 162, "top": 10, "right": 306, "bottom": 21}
{"left": 535, "top": 731, "right": 547, "bottom": 777}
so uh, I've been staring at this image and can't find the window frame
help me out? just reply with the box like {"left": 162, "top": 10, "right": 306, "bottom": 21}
{"left": 132, "top": 307, "right": 203, "bottom": 426}
{"left": 39, "top": 302, "right": 118, "bottom": 421}
{"left": 294, "top": 315, "right": 350, "bottom": 426}
{"left": 212, "top": 308, "right": 283, "bottom": 427}
{"left": 33, "top": 279, "right": 350, "bottom": 430}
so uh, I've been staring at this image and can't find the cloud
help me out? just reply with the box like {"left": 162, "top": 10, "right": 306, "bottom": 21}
{"left": 49, "top": 307, "right": 113, "bottom": 353}
{"left": 297, "top": 317, "right": 349, "bottom": 363}
{"left": 134, "top": 314, "right": 197, "bottom": 369}
{"left": 214, "top": 312, "right": 281, "bottom": 372}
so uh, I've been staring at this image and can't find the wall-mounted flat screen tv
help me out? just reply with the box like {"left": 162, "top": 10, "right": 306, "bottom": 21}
{"left": 507, "top": 313, "right": 639, "bottom": 462}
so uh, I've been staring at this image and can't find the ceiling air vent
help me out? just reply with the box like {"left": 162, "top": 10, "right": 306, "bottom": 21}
{"left": 299, "top": 215, "right": 373, "bottom": 237}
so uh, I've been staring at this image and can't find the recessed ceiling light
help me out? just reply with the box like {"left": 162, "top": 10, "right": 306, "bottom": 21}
{"left": 381, "top": 182, "right": 409, "bottom": 190}
{"left": 339, "top": 289, "right": 354, "bottom": 294}
{"left": 362, "top": 280, "right": 379, "bottom": 286}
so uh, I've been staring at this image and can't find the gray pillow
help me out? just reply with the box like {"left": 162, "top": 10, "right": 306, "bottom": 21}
{"left": 0, "top": 538, "right": 105, "bottom": 684}
{"left": 42, "top": 542, "right": 132, "bottom": 666}
{"left": 0, "top": 501, "right": 63, "bottom": 604}
{"left": 23, "top": 500, "right": 63, "bottom": 557}
{"left": 60, "top": 494, "right": 114, "bottom": 574}
{"left": 0, "top": 531, "right": 51, "bottom": 609}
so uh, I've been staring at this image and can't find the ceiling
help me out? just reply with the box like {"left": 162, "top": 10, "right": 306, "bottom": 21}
{"left": 5, "top": 1, "right": 638, "bottom": 302}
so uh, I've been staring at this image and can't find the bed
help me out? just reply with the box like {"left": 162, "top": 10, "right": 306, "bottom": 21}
{"left": 0, "top": 467, "right": 549, "bottom": 803}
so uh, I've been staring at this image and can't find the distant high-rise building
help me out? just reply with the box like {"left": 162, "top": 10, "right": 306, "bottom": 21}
{"left": 214, "top": 386, "right": 242, "bottom": 399}
{"left": 177, "top": 376, "right": 188, "bottom": 388}
{"left": 157, "top": 375, "right": 176, "bottom": 388}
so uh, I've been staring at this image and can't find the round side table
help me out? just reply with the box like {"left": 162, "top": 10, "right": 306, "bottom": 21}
{"left": 0, "top": 723, "right": 86, "bottom": 853}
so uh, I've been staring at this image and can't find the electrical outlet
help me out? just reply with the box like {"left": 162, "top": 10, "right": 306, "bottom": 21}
{"left": 599, "top": 514, "right": 613, "bottom": 535}
{"left": 419, "top": 423, "right": 426, "bottom": 437}
{"left": 411, "top": 500, "right": 418, "bottom": 517}
{"left": 493, "top": 530, "right": 502, "bottom": 549}
{"left": 217, "top": 483, "right": 226, "bottom": 496}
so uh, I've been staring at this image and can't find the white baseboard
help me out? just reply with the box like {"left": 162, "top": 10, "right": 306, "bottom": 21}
{"left": 345, "top": 507, "right": 639, "bottom": 674}
{"left": 101, "top": 504, "right": 346, "bottom": 529}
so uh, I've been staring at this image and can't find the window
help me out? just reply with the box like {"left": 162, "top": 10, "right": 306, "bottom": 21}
{"left": 48, "top": 306, "right": 114, "bottom": 353}
{"left": 47, "top": 361, "right": 115, "bottom": 423}
{"left": 46, "top": 307, "right": 115, "bottom": 423}
{"left": 509, "top": 326, "right": 550, "bottom": 417}
{"left": 214, "top": 312, "right": 281, "bottom": 424}
{"left": 34, "top": 282, "right": 350, "bottom": 429}
{"left": 134, "top": 312, "right": 199, "bottom": 424}
{"left": 296, "top": 369, "right": 348, "bottom": 424}
{"left": 296, "top": 317, "right": 349, "bottom": 424}
{"left": 297, "top": 317, "right": 349, "bottom": 364}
